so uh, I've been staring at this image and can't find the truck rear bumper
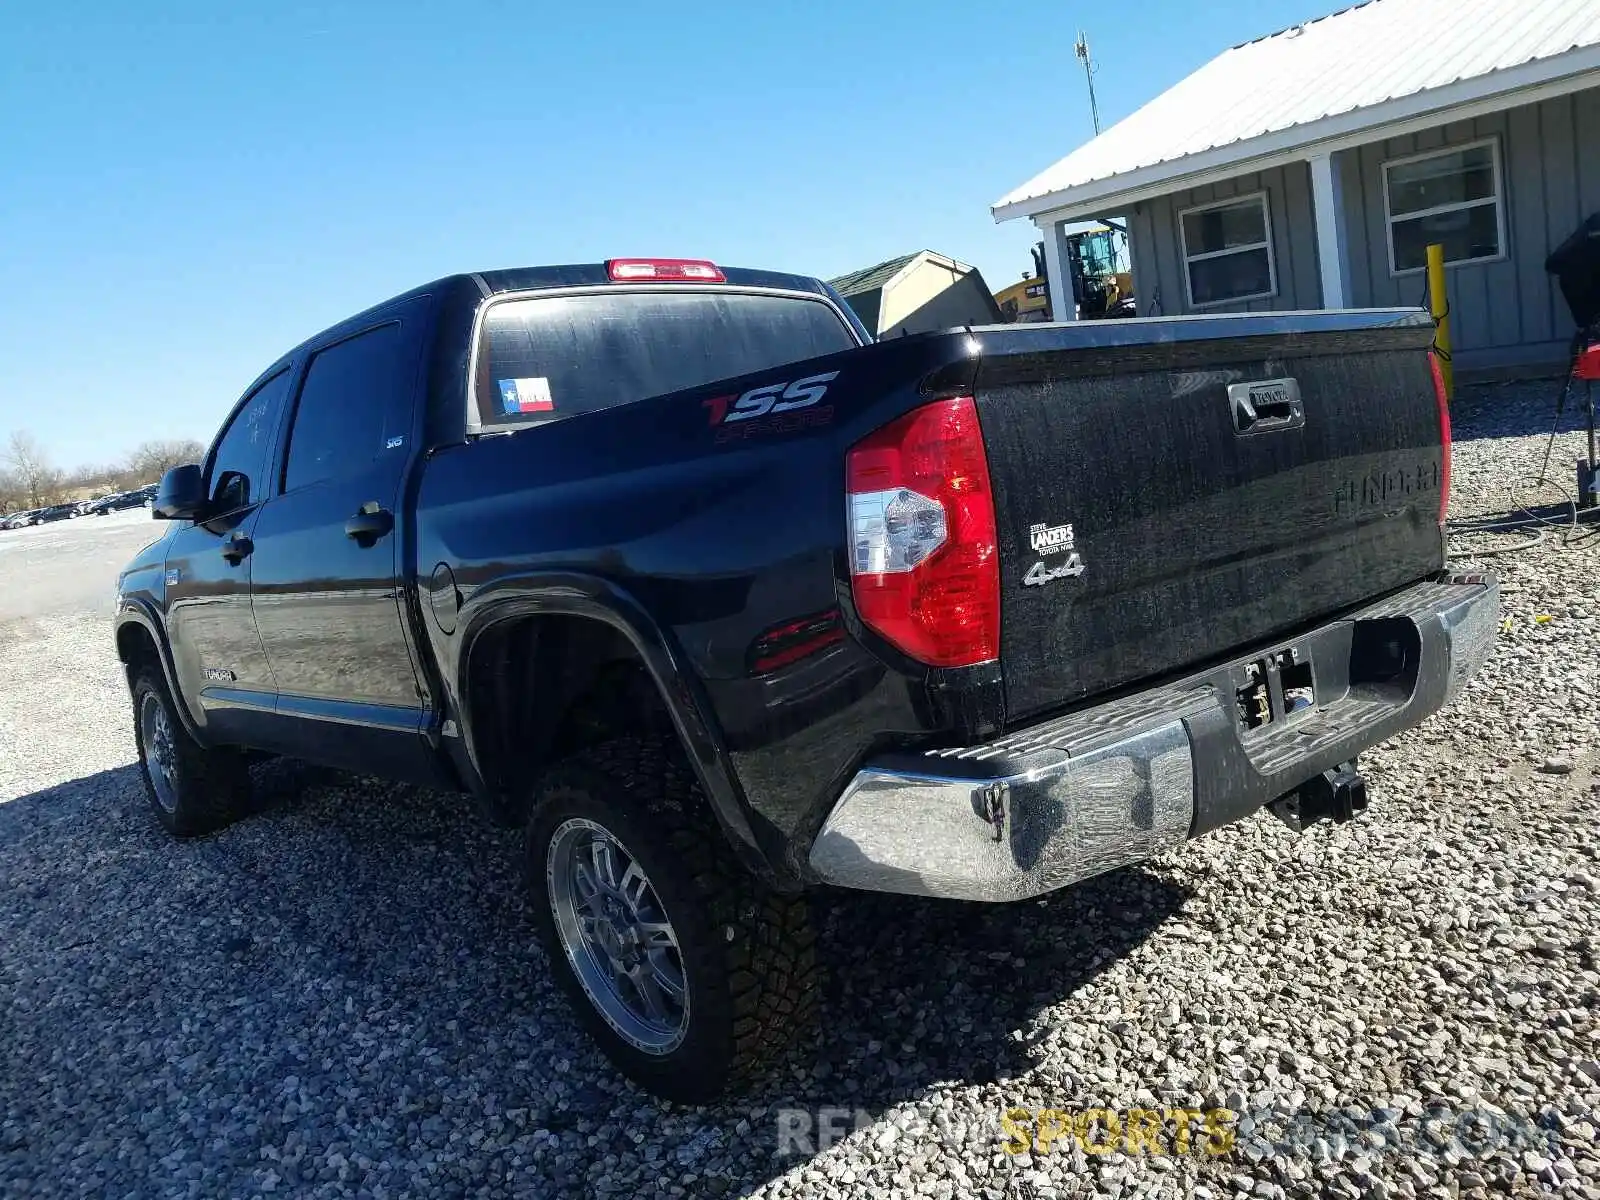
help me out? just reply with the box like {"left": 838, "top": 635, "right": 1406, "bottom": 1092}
{"left": 807, "top": 575, "right": 1498, "bottom": 902}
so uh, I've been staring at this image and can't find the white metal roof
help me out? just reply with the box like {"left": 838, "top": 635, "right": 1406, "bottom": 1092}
{"left": 994, "top": 0, "right": 1600, "bottom": 223}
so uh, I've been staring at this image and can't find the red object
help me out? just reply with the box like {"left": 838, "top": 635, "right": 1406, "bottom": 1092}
{"left": 1575, "top": 342, "right": 1600, "bottom": 381}
{"left": 606, "top": 258, "right": 726, "bottom": 283}
{"left": 1429, "top": 351, "right": 1452, "bottom": 526}
{"left": 846, "top": 397, "right": 1000, "bottom": 668}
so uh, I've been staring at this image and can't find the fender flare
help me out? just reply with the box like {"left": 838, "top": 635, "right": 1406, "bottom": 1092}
{"left": 454, "top": 572, "right": 784, "bottom": 888}
{"left": 113, "top": 601, "right": 205, "bottom": 743}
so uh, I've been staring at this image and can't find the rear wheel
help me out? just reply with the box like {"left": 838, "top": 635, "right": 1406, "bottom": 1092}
{"left": 131, "top": 667, "right": 252, "bottom": 837}
{"left": 525, "top": 738, "right": 819, "bottom": 1103}
{"left": 546, "top": 816, "right": 692, "bottom": 1056}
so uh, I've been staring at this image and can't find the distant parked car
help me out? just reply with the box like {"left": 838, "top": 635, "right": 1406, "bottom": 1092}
{"left": 2, "top": 510, "right": 40, "bottom": 529}
{"left": 86, "top": 491, "right": 145, "bottom": 515}
{"left": 35, "top": 504, "right": 77, "bottom": 524}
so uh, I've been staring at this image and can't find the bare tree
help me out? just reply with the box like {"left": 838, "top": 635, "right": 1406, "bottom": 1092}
{"left": 75, "top": 463, "right": 118, "bottom": 491}
{"left": 3, "top": 431, "right": 62, "bottom": 508}
{"left": 126, "top": 438, "right": 205, "bottom": 486}
{"left": 0, "top": 468, "right": 24, "bottom": 515}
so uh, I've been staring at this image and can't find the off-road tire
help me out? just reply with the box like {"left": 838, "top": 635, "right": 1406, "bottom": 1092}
{"left": 525, "top": 737, "right": 819, "bottom": 1103}
{"left": 130, "top": 666, "right": 253, "bottom": 838}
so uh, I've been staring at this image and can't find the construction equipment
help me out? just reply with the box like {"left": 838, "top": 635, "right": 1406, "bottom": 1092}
{"left": 1012, "top": 226, "right": 1136, "bottom": 324}
{"left": 1064, "top": 225, "right": 1136, "bottom": 320}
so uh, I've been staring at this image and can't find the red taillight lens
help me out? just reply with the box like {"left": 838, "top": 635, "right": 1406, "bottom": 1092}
{"left": 606, "top": 258, "right": 726, "bottom": 283}
{"left": 846, "top": 396, "right": 999, "bottom": 668}
{"left": 1429, "top": 351, "right": 1451, "bottom": 525}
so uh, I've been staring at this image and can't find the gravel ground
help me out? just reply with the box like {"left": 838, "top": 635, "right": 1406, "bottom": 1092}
{"left": 1, "top": 381, "right": 1597, "bottom": 1199}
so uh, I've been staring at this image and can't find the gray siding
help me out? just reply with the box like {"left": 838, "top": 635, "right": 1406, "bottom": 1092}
{"left": 1128, "top": 162, "right": 1322, "bottom": 317}
{"left": 1342, "top": 84, "right": 1600, "bottom": 371}
{"left": 1122, "top": 82, "right": 1600, "bottom": 371}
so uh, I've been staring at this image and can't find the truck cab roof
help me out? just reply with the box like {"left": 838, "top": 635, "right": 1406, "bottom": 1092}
{"left": 247, "top": 262, "right": 861, "bottom": 405}
{"left": 474, "top": 262, "right": 837, "bottom": 299}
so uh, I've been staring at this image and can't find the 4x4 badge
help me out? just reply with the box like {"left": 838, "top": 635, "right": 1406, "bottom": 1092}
{"left": 1023, "top": 556, "right": 1085, "bottom": 587}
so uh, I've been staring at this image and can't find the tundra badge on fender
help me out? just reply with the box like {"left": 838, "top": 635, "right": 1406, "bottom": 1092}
{"left": 1024, "top": 520, "right": 1085, "bottom": 586}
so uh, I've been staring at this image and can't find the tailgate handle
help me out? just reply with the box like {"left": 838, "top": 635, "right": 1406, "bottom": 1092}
{"left": 1228, "top": 378, "right": 1304, "bottom": 434}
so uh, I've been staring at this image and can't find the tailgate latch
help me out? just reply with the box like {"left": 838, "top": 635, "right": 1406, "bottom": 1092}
{"left": 1228, "top": 378, "right": 1305, "bottom": 434}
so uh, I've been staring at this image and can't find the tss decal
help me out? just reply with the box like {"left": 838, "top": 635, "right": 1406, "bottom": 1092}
{"left": 702, "top": 371, "right": 840, "bottom": 427}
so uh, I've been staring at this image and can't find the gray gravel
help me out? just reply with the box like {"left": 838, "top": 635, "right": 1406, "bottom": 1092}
{"left": 2, "top": 380, "right": 1597, "bottom": 1199}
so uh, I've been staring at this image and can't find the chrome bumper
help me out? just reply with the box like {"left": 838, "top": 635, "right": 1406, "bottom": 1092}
{"left": 808, "top": 576, "right": 1499, "bottom": 902}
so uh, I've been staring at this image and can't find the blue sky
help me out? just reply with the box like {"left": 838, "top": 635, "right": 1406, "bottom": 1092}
{"left": 0, "top": 0, "right": 1337, "bottom": 469}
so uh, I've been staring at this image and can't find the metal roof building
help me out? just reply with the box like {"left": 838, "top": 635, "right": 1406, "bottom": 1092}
{"left": 994, "top": 0, "right": 1600, "bottom": 372}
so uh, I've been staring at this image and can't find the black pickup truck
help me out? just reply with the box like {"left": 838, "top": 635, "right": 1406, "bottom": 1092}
{"left": 115, "top": 258, "right": 1497, "bottom": 1101}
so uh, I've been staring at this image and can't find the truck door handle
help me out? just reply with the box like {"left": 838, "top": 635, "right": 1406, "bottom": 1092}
{"left": 345, "top": 505, "right": 394, "bottom": 545}
{"left": 221, "top": 533, "right": 253, "bottom": 564}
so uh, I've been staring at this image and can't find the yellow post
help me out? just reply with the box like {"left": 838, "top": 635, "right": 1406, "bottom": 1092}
{"left": 1425, "top": 242, "right": 1453, "bottom": 401}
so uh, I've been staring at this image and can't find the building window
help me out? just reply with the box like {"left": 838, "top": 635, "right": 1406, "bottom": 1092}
{"left": 1383, "top": 139, "right": 1504, "bottom": 275}
{"left": 1178, "top": 193, "right": 1277, "bottom": 307}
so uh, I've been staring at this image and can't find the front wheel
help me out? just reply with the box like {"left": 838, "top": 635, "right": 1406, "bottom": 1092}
{"left": 525, "top": 738, "right": 819, "bottom": 1103}
{"left": 131, "top": 666, "right": 252, "bottom": 837}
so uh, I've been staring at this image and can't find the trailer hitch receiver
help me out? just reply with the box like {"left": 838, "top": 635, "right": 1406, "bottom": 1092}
{"left": 1269, "top": 762, "right": 1368, "bottom": 832}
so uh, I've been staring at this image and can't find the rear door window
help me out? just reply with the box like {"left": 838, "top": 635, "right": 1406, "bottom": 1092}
{"left": 208, "top": 369, "right": 292, "bottom": 513}
{"left": 473, "top": 289, "right": 856, "bottom": 429}
{"left": 283, "top": 322, "right": 410, "bottom": 493}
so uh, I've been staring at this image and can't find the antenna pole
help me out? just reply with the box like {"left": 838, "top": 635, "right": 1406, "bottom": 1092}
{"left": 1074, "top": 31, "right": 1101, "bottom": 135}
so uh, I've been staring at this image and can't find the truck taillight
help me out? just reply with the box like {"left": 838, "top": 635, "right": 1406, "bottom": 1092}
{"left": 846, "top": 397, "right": 999, "bottom": 668}
{"left": 1429, "top": 351, "right": 1451, "bottom": 525}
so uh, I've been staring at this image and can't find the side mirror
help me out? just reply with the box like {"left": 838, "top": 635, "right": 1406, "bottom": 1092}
{"left": 153, "top": 464, "right": 206, "bottom": 521}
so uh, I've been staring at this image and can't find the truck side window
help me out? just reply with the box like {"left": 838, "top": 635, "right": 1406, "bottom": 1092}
{"left": 282, "top": 322, "right": 406, "bottom": 493}
{"left": 208, "top": 369, "right": 291, "bottom": 513}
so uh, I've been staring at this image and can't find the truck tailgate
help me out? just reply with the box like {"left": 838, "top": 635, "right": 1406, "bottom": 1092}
{"left": 972, "top": 311, "right": 1446, "bottom": 721}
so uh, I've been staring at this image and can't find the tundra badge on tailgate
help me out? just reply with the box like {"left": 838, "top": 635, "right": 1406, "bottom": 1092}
{"left": 1023, "top": 521, "right": 1086, "bottom": 587}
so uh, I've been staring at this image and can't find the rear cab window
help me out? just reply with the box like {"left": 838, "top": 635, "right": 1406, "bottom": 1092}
{"left": 470, "top": 288, "right": 858, "bottom": 431}
{"left": 282, "top": 322, "right": 409, "bottom": 493}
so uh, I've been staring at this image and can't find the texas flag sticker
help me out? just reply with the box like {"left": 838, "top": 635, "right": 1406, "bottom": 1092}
{"left": 499, "top": 376, "right": 555, "bottom": 415}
